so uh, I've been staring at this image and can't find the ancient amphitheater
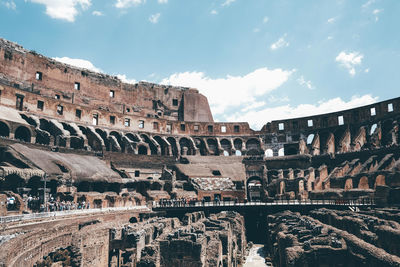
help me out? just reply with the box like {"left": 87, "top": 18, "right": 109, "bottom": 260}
{"left": 0, "top": 38, "right": 399, "bottom": 266}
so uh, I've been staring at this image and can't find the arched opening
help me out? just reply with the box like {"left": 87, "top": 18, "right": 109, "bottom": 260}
{"left": 26, "top": 176, "right": 42, "bottom": 196}
{"left": 167, "top": 137, "right": 178, "bottom": 157}
{"left": 265, "top": 149, "right": 273, "bottom": 157}
{"left": 141, "top": 134, "right": 158, "bottom": 155}
{"left": 154, "top": 136, "right": 168, "bottom": 155}
{"left": 278, "top": 148, "right": 285, "bottom": 156}
{"left": 307, "top": 134, "right": 315, "bottom": 145}
{"left": 35, "top": 129, "right": 50, "bottom": 145}
{"left": 179, "top": 137, "right": 193, "bottom": 156}
{"left": 110, "top": 131, "right": 125, "bottom": 152}
{"left": 0, "top": 121, "right": 10, "bottom": 137}
{"left": 126, "top": 133, "right": 140, "bottom": 142}
{"left": 0, "top": 174, "right": 25, "bottom": 193}
{"left": 138, "top": 145, "right": 148, "bottom": 155}
{"left": 207, "top": 138, "right": 219, "bottom": 155}
{"left": 15, "top": 126, "right": 31, "bottom": 142}
{"left": 70, "top": 136, "right": 84, "bottom": 149}
{"left": 370, "top": 123, "right": 377, "bottom": 135}
{"left": 223, "top": 151, "right": 229, "bottom": 156}
{"left": 220, "top": 139, "right": 231, "bottom": 155}
{"left": 235, "top": 150, "right": 242, "bottom": 156}
{"left": 246, "top": 138, "right": 260, "bottom": 151}
{"left": 194, "top": 138, "right": 207, "bottom": 156}
{"left": 358, "top": 176, "right": 369, "bottom": 189}
{"left": 374, "top": 175, "right": 386, "bottom": 188}
{"left": 247, "top": 176, "right": 263, "bottom": 201}
{"left": 233, "top": 138, "right": 243, "bottom": 151}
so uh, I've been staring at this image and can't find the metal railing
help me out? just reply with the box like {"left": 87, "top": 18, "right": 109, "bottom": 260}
{"left": 0, "top": 206, "right": 149, "bottom": 224}
{"left": 152, "top": 198, "right": 375, "bottom": 209}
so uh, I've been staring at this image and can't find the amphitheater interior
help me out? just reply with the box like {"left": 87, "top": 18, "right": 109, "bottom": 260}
{"left": 1, "top": 38, "right": 400, "bottom": 266}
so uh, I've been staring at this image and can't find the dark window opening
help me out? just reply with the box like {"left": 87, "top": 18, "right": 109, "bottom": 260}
{"left": 110, "top": 116, "right": 116, "bottom": 125}
{"left": 172, "top": 99, "right": 178, "bottom": 106}
{"left": 126, "top": 108, "right": 130, "bottom": 113}
{"left": 208, "top": 125, "right": 213, "bottom": 133}
{"left": 35, "top": 72, "right": 42, "bottom": 81}
{"left": 74, "top": 82, "right": 80, "bottom": 90}
{"left": 37, "top": 100, "right": 44, "bottom": 110}
{"left": 212, "top": 170, "right": 221, "bottom": 176}
{"left": 153, "top": 122, "right": 159, "bottom": 130}
{"left": 124, "top": 118, "right": 130, "bottom": 127}
{"left": 75, "top": 109, "right": 81, "bottom": 119}
{"left": 57, "top": 105, "right": 63, "bottom": 115}
{"left": 234, "top": 125, "right": 240, "bottom": 133}
{"left": 55, "top": 94, "right": 60, "bottom": 99}
{"left": 16, "top": 95, "right": 24, "bottom": 111}
{"left": 152, "top": 100, "right": 157, "bottom": 109}
{"left": 93, "top": 114, "right": 98, "bottom": 125}
{"left": 180, "top": 124, "right": 186, "bottom": 131}
{"left": 110, "top": 90, "right": 115, "bottom": 98}
{"left": 135, "top": 170, "right": 140, "bottom": 177}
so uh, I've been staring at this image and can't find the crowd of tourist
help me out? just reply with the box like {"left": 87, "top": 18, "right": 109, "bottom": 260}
{"left": 23, "top": 195, "right": 90, "bottom": 213}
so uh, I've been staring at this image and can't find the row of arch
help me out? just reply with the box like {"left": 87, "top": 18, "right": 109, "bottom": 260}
{"left": 17, "top": 115, "right": 270, "bottom": 157}
{"left": 0, "top": 120, "right": 33, "bottom": 142}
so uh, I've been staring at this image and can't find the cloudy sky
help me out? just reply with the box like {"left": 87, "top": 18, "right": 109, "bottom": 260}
{"left": 1, "top": 0, "right": 399, "bottom": 130}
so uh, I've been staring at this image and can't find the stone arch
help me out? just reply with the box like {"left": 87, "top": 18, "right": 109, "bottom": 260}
{"left": 110, "top": 131, "right": 125, "bottom": 152}
{"left": 167, "top": 137, "right": 178, "bottom": 157}
{"left": 194, "top": 138, "right": 207, "bottom": 156}
{"left": 153, "top": 136, "right": 169, "bottom": 155}
{"left": 220, "top": 139, "right": 231, "bottom": 155}
{"left": 265, "top": 149, "right": 273, "bottom": 157}
{"left": 179, "top": 137, "right": 194, "bottom": 156}
{"left": 382, "top": 119, "right": 394, "bottom": 146}
{"left": 125, "top": 133, "right": 140, "bottom": 142}
{"left": 0, "top": 174, "right": 25, "bottom": 193}
{"left": 26, "top": 176, "right": 42, "bottom": 196}
{"left": 358, "top": 176, "right": 369, "bottom": 189}
{"left": 94, "top": 128, "right": 110, "bottom": 150}
{"left": 374, "top": 174, "right": 385, "bottom": 188}
{"left": 15, "top": 126, "right": 31, "bottom": 142}
{"left": 0, "top": 120, "right": 10, "bottom": 137}
{"left": 207, "top": 138, "right": 219, "bottom": 155}
{"left": 138, "top": 145, "right": 148, "bottom": 155}
{"left": 344, "top": 178, "right": 353, "bottom": 190}
{"left": 247, "top": 176, "right": 263, "bottom": 201}
{"left": 141, "top": 134, "right": 158, "bottom": 155}
{"left": 246, "top": 138, "right": 260, "bottom": 151}
{"left": 233, "top": 138, "right": 243, "bottom": 150}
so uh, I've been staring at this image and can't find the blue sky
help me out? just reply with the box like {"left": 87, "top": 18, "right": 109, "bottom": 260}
{"left": 1, "top": 0, "right": 399, "bottom": 129}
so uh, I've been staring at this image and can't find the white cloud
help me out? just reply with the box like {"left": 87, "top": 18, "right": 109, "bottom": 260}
{"left": 362, "top": 0, "right": 375, "bottom": 9}
{"left": 53, "top": 57, "right": 102, "bottom": 73}
{"left": 2, "top": 0, "right": 16, "bottom": 10}
{"left": 226, "top": 94, "right": 378, "bottom": 130}
{"left": 160, "top": 67, "right": 293, "bottom": 116}
{"left": 335, "top": 51, "right": 364, "bottom": 76}
{"left": 158, "top": 0, "right": 167, "bottom": 3}
{"left": 373, "top": 8, "right": 383, "bottom": 21}
{"left": 263, "top": 16, "right": 269, "bottom": 23}
{"left": 92, "top": 10, "right": 103, "bottom": 16}
{"left": 222, "top": 0, "right": 235, "bottom": 7}
{"left": 115, "top": 0, "right": 145, "bottom": 9}
{"left": 297, "top": 75, "right": 315, "bottom": 90}
{"left": 327, "top": 17, "right": 336, "bottom": 23}
{"left": 149, "top": 13, "right": 160, "bottom": 24}
{"left": 241, "top": 101, "right": 266, "bottom": 112}
{"left": 210, "top": 9, "right": 218, "bottom": 15}
{"left": 116, "top": 74, "right": 137, "bottom": 84}
{"left": 270, "top": 34, "right": 289, "bottom": 50}
{"left": 327, "top": 36, "right": 334, "bottom": 40}
{"left": 28, "top": 0, "right": 91, "bottom": 22}
{"left": 253, "top": 28, "right": 260, "bottom": 33}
